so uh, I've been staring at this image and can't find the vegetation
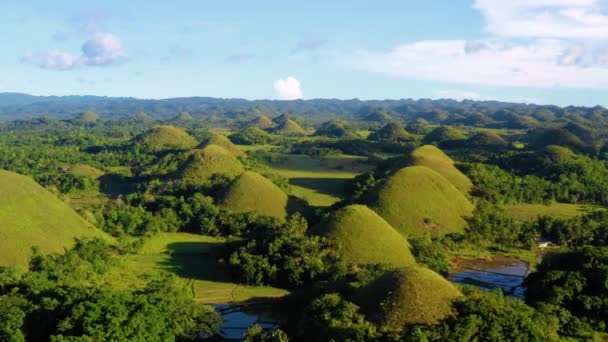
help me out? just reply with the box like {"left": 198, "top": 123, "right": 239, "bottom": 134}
{"left": 365, "top": 166, "right": 474, "bottom": 237}
{"left": 272, "top": 119, "right": 305, "bottom": 135}
{"left": 217, "top": 171, "right": 289, "bottom": 218}
{"left": 198, "top": 133, "right": 247, "bottom": 158}
{"left": 367, "top": 123, "right": 411, "bottom": 143}
{"left": 0, "top": 170, "right": 110, "bottom": 268}
{"left": 314, "top": 205, "right": 416, "bottom": 267}
{"left": 409, "top": 145, "right": 472, "bottom": 194}
{"left": 356, "top": 266, "right": 462, "bottom": 327}
{"left": 132, "top": 125, "right": 197, "bottom": 152}
{"left": 422, "top": 126, "right": 466, "bottom": 145}
{"left": 179, "top": 145, "right": 245, "bottom": 184}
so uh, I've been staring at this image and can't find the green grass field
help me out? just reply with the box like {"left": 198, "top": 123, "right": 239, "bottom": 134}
{"left": 120, "top": 233, "right": 289, "bottom": 304}
{"left": 268, "top": 153, "right": 374, "bottom": 206}
{"left": 505, "top": 203, "right": 604, "bottom": 222}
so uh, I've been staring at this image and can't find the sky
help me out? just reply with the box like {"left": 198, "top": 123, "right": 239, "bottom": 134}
{"left": 2, "top": 0, "right": 608, "bottom": 106}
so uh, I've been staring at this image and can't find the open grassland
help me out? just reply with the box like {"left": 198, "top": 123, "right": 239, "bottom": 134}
{"left": 268, "top": 153, "right": 374, "bottom": 206}
{"left": 0, "top": 170, "right": 111, "bottom": 268}
{"left": 505, "top": 203, "right": 604, "bottom": 222}
{"left": 119, "top": 233, "right": 288, "bottom": 304}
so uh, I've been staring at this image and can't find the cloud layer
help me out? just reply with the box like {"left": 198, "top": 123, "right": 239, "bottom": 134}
{"left": 274, "top": 77, "right": 303, "bottom": 100}
{"left": 354, "top": 0, "right": 608, "bottom": 91}
{"left": 23, "top": 33, "right": 126, "bottom": 70}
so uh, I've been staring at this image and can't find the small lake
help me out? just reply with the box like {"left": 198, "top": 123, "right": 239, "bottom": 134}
{"left": 448, "top": 256, "right": 529, "bottom": 299}
{"left": 214, "top": 303, "right": 280, "bottom": 340}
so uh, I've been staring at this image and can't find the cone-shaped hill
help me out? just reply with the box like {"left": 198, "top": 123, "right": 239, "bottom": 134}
{"left": 132, "top": 125, "right": 197, "bottom": 152}
{"left": 368, "top": 123, "right": 411, "bottom": 142}
{"left": 314, "top": 121, "right": 360, "bottom": 139}
{"left": 314, "top": 205, "right": 416, "bottom": 267}
{"left": 216, "top": 171, "right": 288, "bottom": 218}
{"left": 356, "top": 266, "right": 462, "bottom": 327}
{"left": 134, "top": 111, "right": 154, "bottom": 122}
{"left": 409, "top": 145, "right": 472, "bottom": 194}
{"left": 173, "top": 111, "right": 193, "bottom": 122}
{"left": 273, "top": 119, "right": 305, "bottom": 135}
{"left": 0, "top": 170, "right": 110, "bottom": 268}
{"left": 422, "top": 126, "right": 466, "bottom": 145}
{"left": 365, "top": 166, "right": 473, "bottom": 237}
{"left": 465, "top": 131, "right": 508, "bottom": 148}
{"left": 179, "top": 145, "right": 245, "bottom": 184}
{"left": 76, "top": 111, "right": 99, "bottom": 123}
{"left": 68, "top": 164, "right": 104, "bottom": 179}
{"left": 252, "top": 115, "right": 274, "bottom": 129}
{"left": 198, "top": 134, "right": 246, "bottom": 158}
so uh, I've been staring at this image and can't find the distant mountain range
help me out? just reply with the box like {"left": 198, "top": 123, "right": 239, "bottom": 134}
{"left": 0, "top": 92, "right": 605, "bottom": 124}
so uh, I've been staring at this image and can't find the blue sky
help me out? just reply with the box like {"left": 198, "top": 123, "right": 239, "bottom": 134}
{"left": 2, "top": 0, "right": 608, "bottom": 106}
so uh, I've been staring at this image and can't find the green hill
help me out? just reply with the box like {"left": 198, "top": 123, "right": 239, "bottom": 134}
{"left": 273, "top": 119, "right": 306, "bottom": 135}
{"left": 356, "top": 266, "right": 462, "bottom": 327}
{"left": 529, "top": 128, "right": 587, "bottom": 151}
{"left": 314, "top": 205, "right": 416, "bottom": 267}
{"left": 252, "top": 115, "right": 274, "bottom": 129}
{"left": 179, "top": 145, "right": 245, "bottom": 184}
{"left": 76, "top": 111, "right": 99, "bottom": 123}
{"left": 216, "top": 171, "right": 288, "bottom": 218}
{"left": 409, "top": 145, "right": 472, "bottom": 194}
{"left": 314, "top": 121, "right": 359, "bottom": 139}
{"left": 134, "top": 111, "right": 154, "bottom": 122}
{"left": 67, "top": 164, "right": 104, "bottom": 179}
{"left": 368, "top": 123, "right": 411, "bottom": 142}
{"left": 133, "top": 125, "right": 197, "bottom": 152}
{"left": 198, "top": 134, "right": 246, "bottom": 158}
{"left": 365, "top": 166, "right": 473, "bottom": 237}
{"left": 173, "top": 111, "right": 193, "bottom": 122}
{"left": 466, "top": 131, "right": 508, "bottom": 148}
{"left": 229, "top": 126, "right": 274, "bottom": 145}
{"left": 0, "top": 170, "right": 110, "bottom": 268}
{"left": 422, "top": 126, "right": 466, "bottom": 145}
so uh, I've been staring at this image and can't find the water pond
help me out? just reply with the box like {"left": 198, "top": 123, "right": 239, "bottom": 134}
{"left": 214, "top": 303, "right": 281, "bottom": 340}
{"left": 448, "top": 256, "right": 529, "bottom": 299}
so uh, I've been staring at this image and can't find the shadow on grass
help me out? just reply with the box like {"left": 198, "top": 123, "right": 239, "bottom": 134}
{"left": 160, "top": 241, "right": 229, "bottom": 282}
{"left": 289, "top": 177, "right": 348, "bottom": 197}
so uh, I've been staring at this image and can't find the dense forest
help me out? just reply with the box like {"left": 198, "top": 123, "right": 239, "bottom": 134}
{"left": 2, "top": 97, "right": 608, "bottom": 341}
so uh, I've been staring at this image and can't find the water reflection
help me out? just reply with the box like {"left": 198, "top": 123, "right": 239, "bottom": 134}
{"left": 448, "top": 256, "right": 529, "bottom": 299}
{"left": 214, "top": 304, "right": 279, "bottom": 340}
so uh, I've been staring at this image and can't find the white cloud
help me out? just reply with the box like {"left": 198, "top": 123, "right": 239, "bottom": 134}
{"left": 273, "top": 77, "right": 303, "bottom": 100}
{"left": 353, "top": 39, "right": 608, "bottom": 88}
{"left": 22, "top": 33, "right": 126, "bottom": 70}
{"left": 81, "top": 33, "right": 126, "bottom": 66}
{"left": 21, "top": 50, "right": 80, "bottom": 70}
{"left": 433, "top": 90, "right": 482, "bottom": 101}
{"left": 472, "top": 0, "right": 608, "bottom": 38}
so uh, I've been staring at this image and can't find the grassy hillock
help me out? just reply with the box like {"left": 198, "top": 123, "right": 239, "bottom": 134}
{"left": 422, "top": 126, "right": 466, "bottom": 145}
{"left": 366, "top": 166, "right": 473, "bottom": 237}
{"left": 409, "top": 145, "right": 472, "bottom": 194}
{"left": 134, "top": 111, "right": 154, "bottom": 122}
{"left": 216, "top": 171, "right": 288, "bottom": 218}
{"left": 173, "top": 111, "right": 193, "bottom": 122}
{"left": 314, "top": 121, "right": 359, "bottom": 139}
{"left": 67, "top": 164, "right": 104, "bottom": 179}
{"left": 314, "top": 205, "right": 416, "bottom": 267}
{"left": 466, "top": 131, "right": 508, "bottom": 148}
{"left": 198, "top": 134, "right": 246, "bottom": 158}
{"left": 273, "top": 119, "right": 305, "bottom": 135}
{"left": 368, "top": 123, "right": 411, "bottom": 142}
{"left": 179, "top": 145, "right": 245, "bottom": 184}
{"left": 529, "top": 128, "right": 587, "bottom": 151}
{"left": 356, "top": 266, "right": 462, "bottom": 327}
{"left": 132, "top": 125, "right": 197, "bottom": 152}
{"left": 252, "top": 115, "right": 274, "bottom": 128}
{"left": 0, "top": 170, "right": 110, "bottom": 268}
{"left": 76, "top": 111, "right": 99, "bottom": 122}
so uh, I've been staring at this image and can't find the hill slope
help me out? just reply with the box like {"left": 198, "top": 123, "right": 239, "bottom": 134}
{"left": 315, "top": 205, "right": 416, "bottom": 267}
{"left": 179, "top": 145, "right": 245, "bottom": 184}
{"left": 273, "top": 119, "right": 305, "bottom": 135}
{"left": 216, "top": 171, "right": 288, "bottom": 218}
{"left": 133, "top": 125, "right": 197, "bottom": 152}
{"left": 0, "top": 170, "right": 109, "bottom": 268}
{"left": 409, "top": 145, "right": 472, "bottom": 194}
{"left": 357, "top": 266, "right": 462, "bottom": 327}
{"left": 365, "top": 166, "right": 473, "bottom": 237}
{"left": 198, "top": 134, "right": 246, "bottom": 158}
